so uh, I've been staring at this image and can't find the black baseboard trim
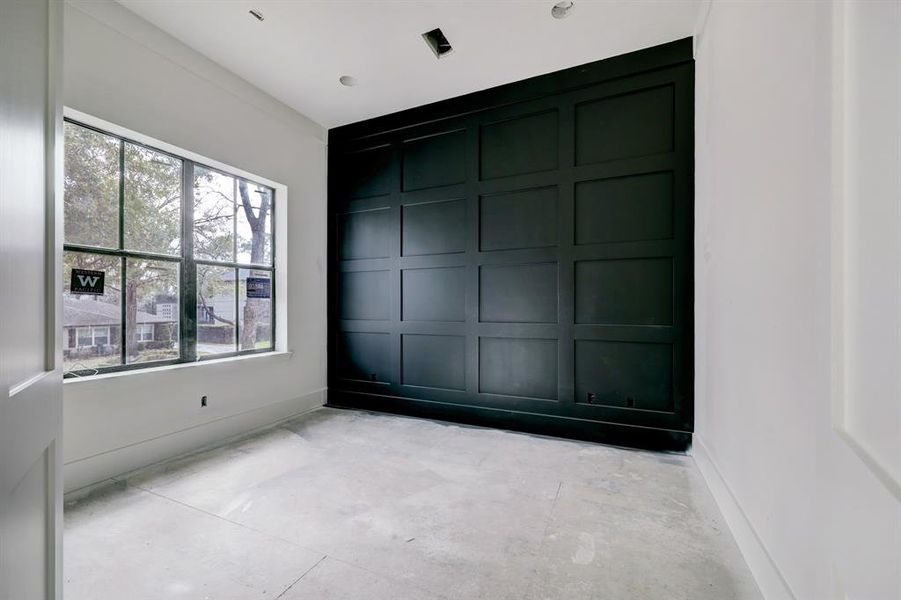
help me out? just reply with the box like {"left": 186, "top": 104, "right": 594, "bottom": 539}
{"left": 326, "top": 390, "right": 692, "bottom": 453}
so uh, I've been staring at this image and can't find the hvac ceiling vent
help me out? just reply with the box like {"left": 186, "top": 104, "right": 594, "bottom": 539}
{"left": 422, "top": 28, "right": 453, "bottom": 59}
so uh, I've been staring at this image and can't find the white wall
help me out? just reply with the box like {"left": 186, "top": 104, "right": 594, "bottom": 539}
{"left": 62, "top": 0, "right": 327, "bottom": 493}
{"left": 837, "top": 0, "right": 901, "bottom": 496}
{"left": 693, "top": 1, "right": 828, "bottom": 596}
{"left": 693, "top": 1, "right": 901, "bottom": 599}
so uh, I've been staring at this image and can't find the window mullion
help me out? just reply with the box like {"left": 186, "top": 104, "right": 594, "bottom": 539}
{"left": 118, "top": 139, "right": 125, "bottom": 251}
{"left": 233, "top": 177, "right": 239, "bottom": 354}
{"left": 182, "top": 160, "right": 197, "bottom": 363}
{"left": 120, "top": 256, "right": 127, "bottom": 366}
{"left": 234, "top": 267, "right": 240, "bottom": 352}
{"left": 118, "top": 140, "right": 127, "bottom": 367}
{"left": 271, "top": 189, "right": 276, "bottom": 352}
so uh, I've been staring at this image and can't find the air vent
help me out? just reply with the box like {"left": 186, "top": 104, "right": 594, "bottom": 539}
{"left": 422, "top": 28, "right": 453, "bottom": 59}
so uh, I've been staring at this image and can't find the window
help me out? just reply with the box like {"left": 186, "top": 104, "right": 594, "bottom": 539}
{"left": 72, "top": 326, "right": 111, "bottom": 349}
{"left": 63, "top": 119, "right": 275, "bottom": 376}
{"left": 92, "top": 326, "right": 111, "bottom": 347}
{"left": 137, "top": 323, "right": 154, "bottom": 342}
{"left": 76, "top": 327, "right": 93, "bottom": 348}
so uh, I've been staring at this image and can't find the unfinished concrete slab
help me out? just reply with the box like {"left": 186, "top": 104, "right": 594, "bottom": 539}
{"left": 64, "top": 408, "right": 761, "bottom": 600}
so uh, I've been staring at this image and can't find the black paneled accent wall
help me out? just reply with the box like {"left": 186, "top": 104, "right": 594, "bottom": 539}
{"left": 327, "top": 39, "right": 694, "bottom": 451}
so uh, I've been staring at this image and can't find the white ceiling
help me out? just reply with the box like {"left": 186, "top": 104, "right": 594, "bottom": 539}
{"left": 116, "top": 0, "right": 701, "bottom": 129}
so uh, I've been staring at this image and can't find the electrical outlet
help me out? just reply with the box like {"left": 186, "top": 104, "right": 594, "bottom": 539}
{"left": 201, "top": 395, "right": 208, "bottom": 407}
{"left": 586, "top": 392, "right": 596, "bottom": 404}
{"left": 369, "top": 373, "right": 377, "bottom": 382}
{"left": 626, "top": 397, "right": 635, "bottom": 408}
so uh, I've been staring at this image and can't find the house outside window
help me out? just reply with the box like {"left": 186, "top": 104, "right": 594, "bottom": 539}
{"left": 63, "top": 119, "right": 276, "bottom": 376}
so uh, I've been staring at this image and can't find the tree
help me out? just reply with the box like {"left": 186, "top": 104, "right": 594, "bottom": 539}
{"left": 197, "top": 264, "right": 235, "bottom": 328}
{"left": 237, "top": 180, "right": 270, "bottom": 350}
{"left": 193, "top": 166, "right": 234, "bottom": 261}
{"left": 64, "top": 124, "right": 119, "bottom": 248}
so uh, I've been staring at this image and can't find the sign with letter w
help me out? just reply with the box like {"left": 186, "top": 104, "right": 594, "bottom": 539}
{"left": 70, "top": 268, "right": 105, "bottom": 295}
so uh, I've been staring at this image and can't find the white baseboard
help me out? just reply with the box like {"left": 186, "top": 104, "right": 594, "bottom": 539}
{"left": 691, "top": 435, "right": 798, "bottom": 600}
{"left": 64, "top": 388, "right": 325, "bottom": 496}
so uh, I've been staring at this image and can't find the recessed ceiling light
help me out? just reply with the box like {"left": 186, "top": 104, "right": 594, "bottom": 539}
{"left": 249, "top": 9, "right": 264, "bottom": 22}
{"left": 551, "top": 1, "right": 574, "bottom": 19}
{"left": 339, "top": 75, "right": 358, "bottom": 87}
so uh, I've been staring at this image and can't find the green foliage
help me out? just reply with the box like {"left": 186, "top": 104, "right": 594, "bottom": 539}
{"left": 124, "top": 144, "right": 181, "bottom": 254}
{"left": 64, "top": 123, "right": 119, "bottom": 248}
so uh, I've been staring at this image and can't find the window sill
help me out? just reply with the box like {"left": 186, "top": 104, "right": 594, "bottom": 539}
{"left": 63, "top": 350, "right": 294, "bottom": 385}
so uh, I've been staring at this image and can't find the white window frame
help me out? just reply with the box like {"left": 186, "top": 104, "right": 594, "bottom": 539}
{"left": 62, "top": 108, "right": 288, "bottom": 378}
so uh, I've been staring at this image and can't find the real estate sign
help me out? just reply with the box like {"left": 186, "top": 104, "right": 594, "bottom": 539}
{"left": 246, "top": 277, "right": 271, "bottom": 299}
{"left": 70, "top": 268, "right": 105, "bottom": 295}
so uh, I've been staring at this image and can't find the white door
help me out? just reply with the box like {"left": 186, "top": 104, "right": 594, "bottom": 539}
{"left": 827, "top": 1, "right": 901, "bottom": 598}
{"left": 0, "top": 0, "right": 64, "bottom": 599}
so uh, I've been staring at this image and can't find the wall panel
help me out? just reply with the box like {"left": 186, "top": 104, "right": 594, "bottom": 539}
{"left": 479, "top": 337, "right": 558, "bottom": 400}
{"left": 338, "top": 332, "right": 391, "bottom": 382}
{"left": 402, "top": 267, "right": 465, "bottom": 322}
{"left": 575, "top": 85, "right": 675, "bottom": 165}
{"left": 402, "top": 334, "right": 466, "bottom": 391}
{"left": 338, "top": 270, "right": 390, "bottom": 321}
{"left": 402, "top": 199, "right": 466, "bottom": 256}
{"left": 402, "top": 130, "right": 466, "bottom": 191}
{"left": 480, "top": 186, "right": 558, "bottom": 251}
{"left": 575, "top": 340, "right": 673, "bottom": 411}
{"left": 574, "top": 258, "right": 673, "bottom": 325}
{"left": 575, "top": 172, "right": 673, "bottom": 245}
{"left": 479, "top": 263, "right": 558, "bottom": 323}
{"left": 338, "top": 208, "right": 391, "bottom": 260}
{"left": 342, "top": 145, "right": 393, "bottom": 199}
{"left": 328, "top": 39, "right": 694, "bottom": 450}
{"left": 480, "top": 110, "right": 558, "bottom": 180}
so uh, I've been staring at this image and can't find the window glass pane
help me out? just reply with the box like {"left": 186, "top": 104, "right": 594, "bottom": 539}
{"left": 93, "top": 327, "right": 110, "bottom": 346}
{"left": 64, "top": 123, "right": 120, "bottom": 248}
{"left": 124, "top": 143, "right": 181, "bottom": 254}
{"left": 126, "top": 259, "right": 179, "bottom": 364}
{"left": 239, "top": 269, "right": 272, "bottom": 350}
{"left": 197, "top": 265, "right": 236, "bottom": 356}
{"left": 77, "top": 328, "right": 92, "bottom": 347}
{"left": 63, "top": 252, "right": 121, "bottom": 372}
{"left": 194, "top": 167, "right": 235, "bottom": 261}
{"left": 237, "top": 182, "right": 272, "bottom": 265}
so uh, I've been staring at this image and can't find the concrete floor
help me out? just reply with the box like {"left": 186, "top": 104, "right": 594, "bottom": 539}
{"left": 65, "top": 408, "right": 761, "bottom": 600}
